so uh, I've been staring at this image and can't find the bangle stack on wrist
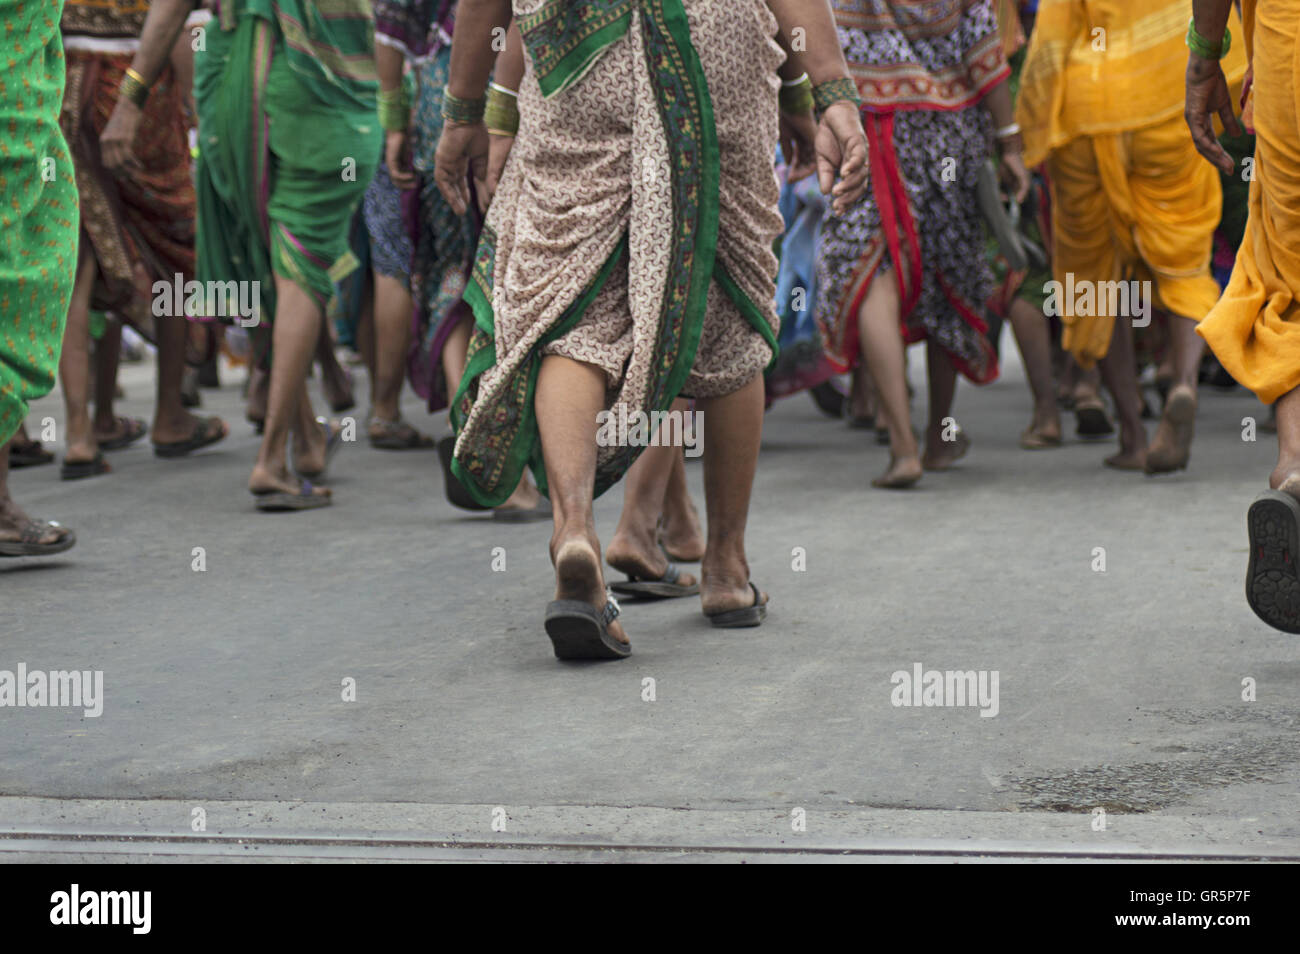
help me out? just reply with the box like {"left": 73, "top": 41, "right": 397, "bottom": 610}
{"left": 485, "top": 82, "right": 520, "bottom": 136}
{"left": 779, "top": 73, "right": 813, "bottom": 115}
{"left": 811, "top": 77, "right": 861, "bottom": 120}
{"left": 1187, "top": 17, "right": 1231, "bottom": 60}
{"left": 442, "top": 90, "right": 487, "bottom": 125}
{"left": 377, "top": 82, "right": 411, "bottom": 133}
{"left": 120, "top": 67, "right": 150, "bottom": 109}
{"left": 994, "top": 121, "right": 1022, "bottom": 154}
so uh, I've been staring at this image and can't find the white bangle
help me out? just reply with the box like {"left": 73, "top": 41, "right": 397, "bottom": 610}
{"left": 488, "top": 81, "right": 518, "bottom": 98}
{"left": 782, "top": 71, "right": 809, "bottom": 87}
{"left": 995, "top": 122, "right": 1022, "bottom": 139}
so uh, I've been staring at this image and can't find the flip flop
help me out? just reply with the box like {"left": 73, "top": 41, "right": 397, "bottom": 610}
{"left": 253, "top": 479, "right": 332, "bottom": 512}
{"left": 60, "top": 453, "right": 110, "bottom": 481}
{"left": 368, "top": 415, "right": 435, "bottom": 450}
{"left": 153, "top": 416, "right": 227, "bottom": 458}
{"left": 493, "top": 496, "right": 552, "bottom": 523}
{"left": 9, "top": 441, "right": 54, "bottom": 468}
{"left": 544, "top": 591, "right": 629, "bottom": 660}
{"left": 1020, "top": 426, "right": 1062, "bottom": 450}
{"left": 296, "top": 417, "right": 344, "bottom": 480}
{"left": 0, "top": 520, "right": 76, "bottom": 557}
{"left": 1245, "top": 490, "right": 1300, "bottom": 634}
{"left": 95, "top": 416, "right": 147, "bottom": 451}
{"left": 705, "top": 582, "right": 768, "bottom": 628}
{"left": 437, "top": 436, "right": 491, "bottom": 512}
{"left": 610, "top": 561, "right": 699, "bottom": 600}
{"left": 1074, "top": 400, "right": 1114, "bottom": 439}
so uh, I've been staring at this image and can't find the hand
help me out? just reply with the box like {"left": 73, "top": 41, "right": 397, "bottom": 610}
{"left": 815, "top": 100, "right": 869, "bottom": 215}
{"left": 385, "top": 129, "right": 417, "bottom": 190}
{"left": 485, "top": 133, "right": 515, "bottom": 211}
{"left": 779, "top": 110, "right": 818, "bottom": 183}
{"left": 998, "top": 147, "right": 1030, "bottom": 203}
{"left": 433, "top": 120, "right": 490, "bottom": 217}
{"left": 100, "top": 98, "right": 143, "bottom": 176}
{"left": 1185, "top": 53, "right": 1242, "bottom": 175}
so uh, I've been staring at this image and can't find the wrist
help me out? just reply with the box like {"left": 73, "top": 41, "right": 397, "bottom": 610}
{"left": 1187, "top": 17, "right": 1231, "bottom": 60}
{"left": 812, "top": 78, "right": 861, "bottom": 121}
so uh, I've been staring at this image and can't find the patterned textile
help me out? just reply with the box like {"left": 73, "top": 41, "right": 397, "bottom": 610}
{"left": 1017, "top": 0, "right": 1247, "bottom": 167}
{"left": 373, "top": 0, "right": 453, "bottom": 59}
{"left": 60, "top": 50, "right": 195, "bottom": 339}
{"left": 832, "top": 0, "right": 1010, "bottom": 112}
{"left": 363, "top": 161, "right": 413, "bottom": 286}
{"left": 816, "top": 106, "right": 998, "bottom": 382}
{"left": 1, "top": 0, "right": 80, "bottom": 445}
{"left": 60, "top": 0, "right": 153, "bottom": 38}
{"left": 450, "top": 0, "right": 784, "bottom": 507}
{"left": 195, "top": 4, "right": 380, "bottom": 325}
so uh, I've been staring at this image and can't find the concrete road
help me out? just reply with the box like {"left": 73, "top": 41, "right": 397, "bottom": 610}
{"left": 2, "top": 340, "right": 1297, "bottom": 862}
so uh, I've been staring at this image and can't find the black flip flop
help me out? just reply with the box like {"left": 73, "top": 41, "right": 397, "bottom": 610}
{"left": 253, "top": 479, "right": 332, "bottom": 512}
{"left": 1246, "top": 490, "right": 1300, "bottom": 634}
{"left": 706, "top": 582, "right": 768, "bottom": 628}
{"left": 9, "top": 441, "right": 54, "bottom": 468}
{"left": 610, "top": 561, "right": 699, "bottom": 600}
{"left": 1074, "top": 402, "right": 1114, "bottom": 439}
{"left": 544, "top": 592, "right": 629, "bottom": 659}
{"left": 60, "top": 453, "right": 110, "bottom": 481}
{"left": 96, "top": 416, "right": 147, "bottom": 451}
{"left": 153, "top": 416, "right": 227, "bottom": 458}
{"left": 438, "top": 436, "right": 491, "bottom": 512}
{"left": 0, "top": 520, "right": 76, "bottom": 557}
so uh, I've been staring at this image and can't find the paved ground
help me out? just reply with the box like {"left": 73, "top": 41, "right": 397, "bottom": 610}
{"left": 2, "top": 339, "right": 1298, "bottom": 862}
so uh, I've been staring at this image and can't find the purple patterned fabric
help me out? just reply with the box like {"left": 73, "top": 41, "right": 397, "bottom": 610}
{"left": 373, "top": 0, "right": 453, "bottom": 60}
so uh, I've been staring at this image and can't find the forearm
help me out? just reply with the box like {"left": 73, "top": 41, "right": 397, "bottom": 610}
{"left": 447, "top": 0, "right": 513, "bottom": 101}
{"left": 1192, "top": 0, "right": 1235, "bottom": 45}
{"left": 983, "top": 78, "right": 1014, "bottom": 129}
{"left": 125, "top": 0, "right": 194, "bottom": 87}
{"left": 376, "top": 41, "right": 405, "bottom": 94}
{"left": 495, "top": 20, "right": 525, "bottom": 92}
{"left": 768, "top": 0, "right": 852, "bottom": 86}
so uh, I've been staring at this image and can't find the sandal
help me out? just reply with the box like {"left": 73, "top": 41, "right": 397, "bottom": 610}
{"left": 95, "top": 416, "right": 148, "bottom": 451}
{"left": 9, "top": 439, "right": 54, "bottom": 468}
{"left": 296, "top": 417, "right": 344, "bottom": 480}
{"left": 153, "top": 416, "right": 227, "bottom": 458}
{"left": 1074, "top": 397, "right": 1114, "bottom": 439}
{"left": 544, "top": 591, "right": 629, "bottom": 660}
{"left": 60, "top": 453, "right": 110, "bottom": 481}
{"left": 252, "top": 479, "right": 332, "bottom": 512}
{"left": 1020, "top": 425, "right": 1062, "bottom": 450}
{"left": 0, "top": 519, "right": 76, "bottom": 557}
{"left": 705, "top": 582, "right": 768, "bottom": 628}
{"left": 1246, "top": 490, "right": 1300, "bottom": 633}
{"left": 368, "top": 415, "right": 434, "bottom": 450}
{"left": 609, "top": 560, "right": 699, "bottom": 600}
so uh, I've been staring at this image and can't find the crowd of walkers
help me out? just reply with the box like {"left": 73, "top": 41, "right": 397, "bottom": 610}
{"left": 2, "top": 0, "right": 1299, "bottom": 652}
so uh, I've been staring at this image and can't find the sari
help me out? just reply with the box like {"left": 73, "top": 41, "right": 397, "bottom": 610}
{"left": 0, "top": 0, "right": 80, "bottom": 446}
{"left": 450, "top": 0, "right": 784, "bottom": 507}
{"left": 194, "top": 0, "right": 380, "bottom": 325}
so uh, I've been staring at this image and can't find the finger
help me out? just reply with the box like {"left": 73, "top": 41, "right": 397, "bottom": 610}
{"left": 1219, "top": 102, "right": 1244, "bottom": 139}
{"left": 817, "top": 153, "right": 836, "bottom": 201}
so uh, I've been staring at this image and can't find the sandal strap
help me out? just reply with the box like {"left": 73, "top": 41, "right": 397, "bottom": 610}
{"left": 602, "top": 590, "right": 621, "bottom": 626}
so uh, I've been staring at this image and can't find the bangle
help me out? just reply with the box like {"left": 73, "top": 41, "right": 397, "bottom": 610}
{"left": 994, "top": 122, "right": 1021, "bottom": 140}
{"left": 779, "top": 73, "right": 813, "bottom": 115}
{"left": 1187, "top": 17, "right": 1231, "bottom": 60}
{"left": 812, "top": 77, "right": 861, "bottom": 118}
{"left": 442, "top": 91, "right": 486, "bottom": 125}
{"left": 377, "top": 83, "right": 411, "bottom": 132}
{"left": 485, "top": 83, "right": 519, "bottom": 136}
{"left": 120, "top": 67, "right": 149, "bottom": 108}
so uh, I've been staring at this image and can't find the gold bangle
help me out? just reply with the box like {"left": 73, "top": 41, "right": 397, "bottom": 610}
{"left": 120, "top": 68, "right": 149, "bottom": 108}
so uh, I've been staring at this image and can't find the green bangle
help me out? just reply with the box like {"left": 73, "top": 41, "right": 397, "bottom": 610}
{"left": 442, "top": 91, "right": 486, "bottom": 125}
{"left": 484, "top": 83, "right": 519, "bottom": 136}
{"left": 779, "top": 73, "right": 813, "bottom": 115}
{"left": 812, "top": 77, "right": 861, "bottom": 118}
{"left": 1187, "top": 17, "right": 1231, "bottom": 60}
{"left": 377, "top": 84, "right": 410, "bottom": 133}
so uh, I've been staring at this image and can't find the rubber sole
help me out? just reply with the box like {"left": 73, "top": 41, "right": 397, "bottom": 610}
{"left": 544, "top": 600, "right": 630, "bottom": 659}
{"left": 609, "top": 579, "right": 699, "bottom": 600}
{"left": 1245, "top": 490, "right": 1300, "bottom": 634}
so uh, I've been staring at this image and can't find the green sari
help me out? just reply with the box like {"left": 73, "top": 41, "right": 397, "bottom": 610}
{"left": 0, "top": 0, "right": 80, "bottom": 445}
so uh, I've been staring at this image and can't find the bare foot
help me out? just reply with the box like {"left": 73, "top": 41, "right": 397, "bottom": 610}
{"left": 151, "top": 411, "right": 228, "bottom": 447}
{"left": 607, "top": 526, "right": 698, "bottom": 588}
{"left": 495, "top": 478, "right": 541, "bottom": 513}
{"left": 922, "top": 429, "right": 970, "bottom": 470}
{"left": 872, "top": 454, "right": 923, "bottom": 488}
{"left": 293, "top": 419, "right": 340, "bottom": 478}
{"left": 699, "top": 553, "right": 766, "bottom": 618}
{"left": 1269, "top": 463, "right": 1300, "bottom": 500}
{"left": 552, "top": 534, "right": 627, "bottom": 645}
{"left": 1105, "top": 448, "right": 1146, "bottom": 470}
{"left": 1144, "top": 384, "right": 1196, "bottom": 474}
{"left": 1020, "top": 409, "right": 1062, "bottom": 449}
{"left": 248, "top": 463, "right": 331, "bottom": 500}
